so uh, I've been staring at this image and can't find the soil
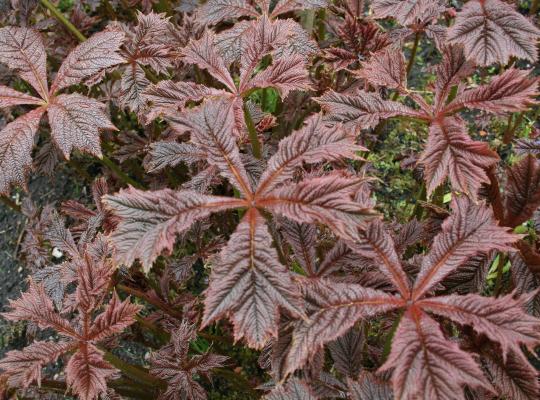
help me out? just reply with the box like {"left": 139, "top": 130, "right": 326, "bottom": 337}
{"left": 0, "top": 167, "right": 89, "bottom": 355}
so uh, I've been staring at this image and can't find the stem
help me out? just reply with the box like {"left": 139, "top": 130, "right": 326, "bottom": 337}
{"left": 39, "top": 378, "right": 155, "bottom": 399}
{"left": 494, "top": 254, "right": 507, "bottom": 297}
{"left": 531, "top": 0, "right": 539, "bottom": 15}
{"left": 382, "top": 311, "right": 403, "bottom": 361}
{"left": 98, "top": 155, "right": 145, "bottom": 189}
{"left": 406, "top": 32, "right": 420, "bottom": 78}
{"left": 213, "top": 368, "right": 259, "bottom": 397}
{"left": 39, "top": 0, "right": 87, "bottom": 42}
{"left": 243, "top": 103, "right": 262, "bottom": 159}
{"left": 412, "top": 183, "right": 427, "bottom": 220}
{"left": 390, "top": 32, "right": 420, "bottom": 102}
{"left": 117, "top": 283, "right": 183, "bottom": 319}
{"left": 0, "top": 196, "right": 21, "bottom": 213}
{"left": 102, "top": 349, "right": 165, "bottom": 389}
{"left": 503, "top": 112, "right": 524, "bottom": 144}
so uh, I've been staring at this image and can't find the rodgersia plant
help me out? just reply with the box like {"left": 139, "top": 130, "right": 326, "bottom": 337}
{"left": 0, "top": 0, "right": 539, "bottom": 399}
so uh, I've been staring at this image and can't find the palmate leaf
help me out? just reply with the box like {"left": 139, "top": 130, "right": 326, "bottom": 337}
{"left": 371, "top": 0, "right": 445, "bottom": 26}
{"left": 257, "top": 114, "right": 365, "bottom": 195}
{"left": 444, "top": 68, "right": 539, "bottom": 114}
{"left": 0, "top": 108, "right": 44, "bottom": 194}
{"left": 419, "top": 293, "right": 540, "bottom": 357}
{"left": 357, "top": 47, "right": 407, "bottom": 91}
{"left": 0, "top": 85, "right": 42, "bottom": 107}
{"left": 447, "top": 0, "right": 540, "bottom": 66}
{"left": 264, "top": 377, "right": 318, "bottom": 400}
{"left": 246, "top": 54, "right": 312, "bottom": 98}
{"left": 284, "top": 278, "right": 404, "bottom": 375}
{"left": 47, "top": 93, "right": 115, "bottom": 158}
{"left": 419, "top": 117, "right": 499, "bottom": 198}
{"left": 260, "top": 172, "right": 375, "bottom": 240}
{"left": 103, "top": 187, "right": 245, "bottom": 272}
{"left": 316, "top": 90, "right": 425, "bottom": 132}
{"left": 412, "top": 196, "right": 519, "bottom": 300}
{"left": 0, "top": 27, "right": 48, "bottom": 99}
{"left": 202, "top": 209, "right": 304, "bottom": 349}
{"left": 380, "top": 309, "right": 492, "bottom": 400}
{"left": 174, "top": 99, "right": 253, "bottom": 195}
{"left": 503, "top": 154, "right": 540, "bottom": 227}
{"left": 195, "top": 0, "right": 259, "bottom": 26}
{"left": 0, "top": 236, "right": 140, "bottom": 400}
{"left": 347, "top": 372, "right": 393, "bottom": 400}
{"left": 0, "top": 27, "right": 124, "bottom": 193}
{"left": 182, "top": 31, "right": 236, "bottom": 93}
{"left": 481, "top": 348, "right": 540, "bottom": 400}
{"left": 50, "top": 29, "right": 125, "bottom": 93}
{"left": 270, "top": 0, "right": 328, "bottom": 18}
{"left": 347, "top": 219, "right": 411, "bottom": 297}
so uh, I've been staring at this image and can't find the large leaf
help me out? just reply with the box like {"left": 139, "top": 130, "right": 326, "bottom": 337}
{"left": 143, "top": 80, "right": 227, "bottom": 120}
{"left": 447, "top": 0, "right": 540, "bottom": 66}
{"left": 257, "top": 114, "right": 365, "bottom": 195}
{"left": 380, "top": 310, "right": 491, "bottom": 400}
{"left": 270, "top": 0, "right": 328, "bottom": 17}
{"left": 347, "top": 219, "right": 411, "bottom": 297}
{"left": 481, "top": 348, "right": 540, "bottom": 400}
{"left": 445, "top": 69, "right": 539, "bottom": 114}
{"left": 47, "top": 93, "right": 116, "bottom": 158}
{"left": 316, "top": 90, "right": 425, "bottom": 132}
{"left": 145, "top": 141, "right": 205, "bottom": 173}
{"left": 175, "top": 99, "right": 253, "bottom": 195}
{"left": 0, "top": 108, "right": 44, "bottom": 194}
{"left": 245, "top": 54, "right": 311, "bottom": 97}
{"left": 265, "top": 377, "right": 318, "bottom": 400}
{"left": 419, "top": 117, "right": 499, "bottom": 197}
{"left": 285, "top": 278, "right": 404, "bottom": 375}
{"left": 372, "top": 0, "right": 445, "bottom": 26}
{"left": 202, "top": 209, "right": 304, "bottom": 348}
{"left": 260, "top": 173, "right": 375, "bottom": 240}
{"left": 103, "top": 187, "right": 245, "bottom": 272}
{"left": 503, "top": 154, "right": 540, "bottom": 227}
{"left": 412, "top": 196, "right": 519, "bottom": 300}
{"left": 419, "top": 293, "right": 540, "bottom": 356}
{"left": 347, "top": 372, "right": 393, "bottom": 400}
{"left": 51, "top": 29, "right": 125, "bottom": 93}
{"left": 195, "top": 0, "right": 259, "bottom": 26}
{"left": 182, "top": 31, "right": 236, "bottom": 93}
{"left": 0, "top": 84, "right": 42, "bottom": 107}
{"left": 358, "top": 47, "right": 407, "bottom": 91}
{"left": 0, "top": 27, "right": 48, "bottom": 99}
